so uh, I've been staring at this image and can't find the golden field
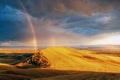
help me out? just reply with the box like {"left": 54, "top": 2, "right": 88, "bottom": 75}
{"left": 41, "top": 47, "right": 120, "bottom": 73}
{"left": 0, "top": 48, "right": 34, "bottom": 53}
{"left": 0, "top": 46, "right": 120, "bottom": 80}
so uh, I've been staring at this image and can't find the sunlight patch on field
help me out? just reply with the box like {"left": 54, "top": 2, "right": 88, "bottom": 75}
{"left": 41, "top": 47, "right": 120, "bottom": 73}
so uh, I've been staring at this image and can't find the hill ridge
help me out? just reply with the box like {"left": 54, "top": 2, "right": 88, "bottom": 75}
{"left": 17, "top": 46, "right": 120, "bottom": 73}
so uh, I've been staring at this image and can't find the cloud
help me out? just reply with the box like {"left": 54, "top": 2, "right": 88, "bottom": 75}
{"left": 0, "top": 6, "right": 33, "bottom": 42}
{"left": 0, "top": 0, "right": 119, "bottom": 16}
{"left": 0, "top": 5, "right": 85, "bottom": 46}
{"left": 0, "top": 1, "right": 120, "bottom": 47}
{"left": 0, "top": 42, "right": 11, "bottom": 46}
{"left": 89, "top": 32, "right": 120, "bottom": 45}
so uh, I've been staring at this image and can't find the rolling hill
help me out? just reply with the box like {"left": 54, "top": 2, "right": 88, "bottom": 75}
{"left": 17, "top": 46, "right": 120, "bottom": 73}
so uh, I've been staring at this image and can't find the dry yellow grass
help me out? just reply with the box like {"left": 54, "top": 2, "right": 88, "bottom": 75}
{"left": 1, "top": 46, "right": 120, "bottom": 80}
{"left": 41, "top": 46, "right": 120, "bottom": 73}
{"left": 0, "top": 48, "right": 34, "bottom": 53}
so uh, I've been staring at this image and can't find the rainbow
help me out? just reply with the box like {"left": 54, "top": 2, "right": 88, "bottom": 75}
{"left": 18, "top": 0, "right": 38, "bottom": 52}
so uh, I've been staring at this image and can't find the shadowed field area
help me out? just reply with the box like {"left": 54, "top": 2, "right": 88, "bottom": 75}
{"left": 0, "top": 64, "right": 120, "bottom": 80}
{"left": 0, "top": 53, "right": 32, "bottom": 64}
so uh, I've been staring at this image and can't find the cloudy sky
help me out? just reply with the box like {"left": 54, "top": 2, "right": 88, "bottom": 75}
{"left": 0, "top": 0, "right": 120, "bottom": 47}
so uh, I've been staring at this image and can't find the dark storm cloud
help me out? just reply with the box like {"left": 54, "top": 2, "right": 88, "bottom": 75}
{"left": 0, "top": 0, "right": 120, "bottom": 46}
{"left": 0, "top": 0, "right": 119, "bottom": 17}
{"left": 22, "top": 0, "right": 120, "bottom": 16}
{"left": 0, "top": 5, "right": 81, "bottom": 46}
{"left": 59, "top": 10, "right": 120, "bottom": 36}
{"left": 0, "top": 6, "right": 32, "bottom": 42}
{"left": 0, "top": 21, "right": 32, "bottom": 42}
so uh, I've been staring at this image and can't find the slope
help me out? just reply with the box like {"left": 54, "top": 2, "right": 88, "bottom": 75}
{"left": 41, "top": 46, "right": 120, "bottom": 73}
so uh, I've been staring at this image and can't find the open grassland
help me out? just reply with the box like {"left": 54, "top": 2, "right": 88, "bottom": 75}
{"left": 0, "top": 64, "right": 120, "bottom": 80}
{"left": 39, "top": 47, "right": 120, "bottom": 73}
{"left": 0, "top": 47, "right": 120, "bottom": 80}
{"left": 0, "top": 48, "right": 34, "bottom": 53}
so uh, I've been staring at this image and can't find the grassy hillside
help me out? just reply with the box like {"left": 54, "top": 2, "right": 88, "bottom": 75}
{"left": 41, "top": 47, "right": 120, "bottom": 73}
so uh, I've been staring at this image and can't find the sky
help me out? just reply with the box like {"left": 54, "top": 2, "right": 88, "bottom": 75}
{"left": 0, "top": 0, "right": 120, "bottom": 47}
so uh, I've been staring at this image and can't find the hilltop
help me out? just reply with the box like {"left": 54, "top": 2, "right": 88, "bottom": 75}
{"left": 16, "top": 46, "right": 120, "bottom": 73}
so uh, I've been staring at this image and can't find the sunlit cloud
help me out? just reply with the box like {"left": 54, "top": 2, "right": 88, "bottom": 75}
{"left": 90, "top": 32, "right": 120, "bottom": 45}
